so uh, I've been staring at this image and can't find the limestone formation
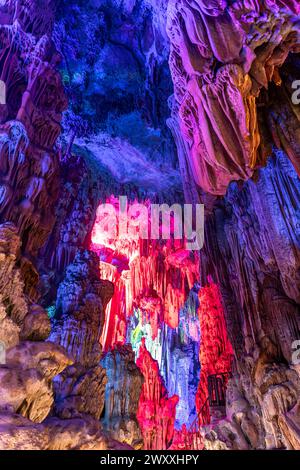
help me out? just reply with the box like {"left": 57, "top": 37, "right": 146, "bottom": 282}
{"left": 0, "top": 0, "right": 300, "bottom": 453}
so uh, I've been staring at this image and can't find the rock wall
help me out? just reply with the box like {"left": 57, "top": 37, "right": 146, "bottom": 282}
{"left": 101, "top": 345, "right": 144, "bottom": 448}
{"left": 0, "top": 0, "right": 74, "bottom": 450}
{"left": 201, "top": 150, "right": 300, "bottom": 449}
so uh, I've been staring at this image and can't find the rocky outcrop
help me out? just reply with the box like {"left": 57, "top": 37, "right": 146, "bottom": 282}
{"left": 0, "top": 412, "right": 131, "bottom": 450}
{"left": 49, "top": 250, "right": 113, "bottom": 421}
{"left": 0, "top": 222, "right": 75, "bottom": 448}
{"left": 202, "top": 347, "right": 300, "bottom": 450}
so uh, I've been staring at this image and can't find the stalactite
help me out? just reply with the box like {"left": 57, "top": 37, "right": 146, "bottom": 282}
{"left": 90, "top": 196, "right": 200, "bottom": 352}
{"left": 196, "top": 279, "right": 233, "bottom": 424}
{"left": 136, "top": 338, "right": 179, "bottom": 450}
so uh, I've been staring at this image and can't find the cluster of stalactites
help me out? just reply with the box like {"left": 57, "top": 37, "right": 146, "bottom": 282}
{"left": 166, "top": 0, "right": 300, "bottom": 195}
{"left": 90, "top": 198, "right": 233, "bottom": 449}
{"left": 90, "top": 196, "right": 200, "bottom": 351}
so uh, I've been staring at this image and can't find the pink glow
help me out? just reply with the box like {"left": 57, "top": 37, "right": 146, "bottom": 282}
{"left": 90, "top": 196, "right": 200, "bottom": 350}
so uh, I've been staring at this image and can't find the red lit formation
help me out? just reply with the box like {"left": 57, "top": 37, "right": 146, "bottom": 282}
{"left": 136, "top": 339, "right": 179, "bottom": 450}
{"left": 90, "top": 197, "right": 233, "bottom": 449}
{"left": 197, "top": 279, "right": 234, "bottom": 425}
